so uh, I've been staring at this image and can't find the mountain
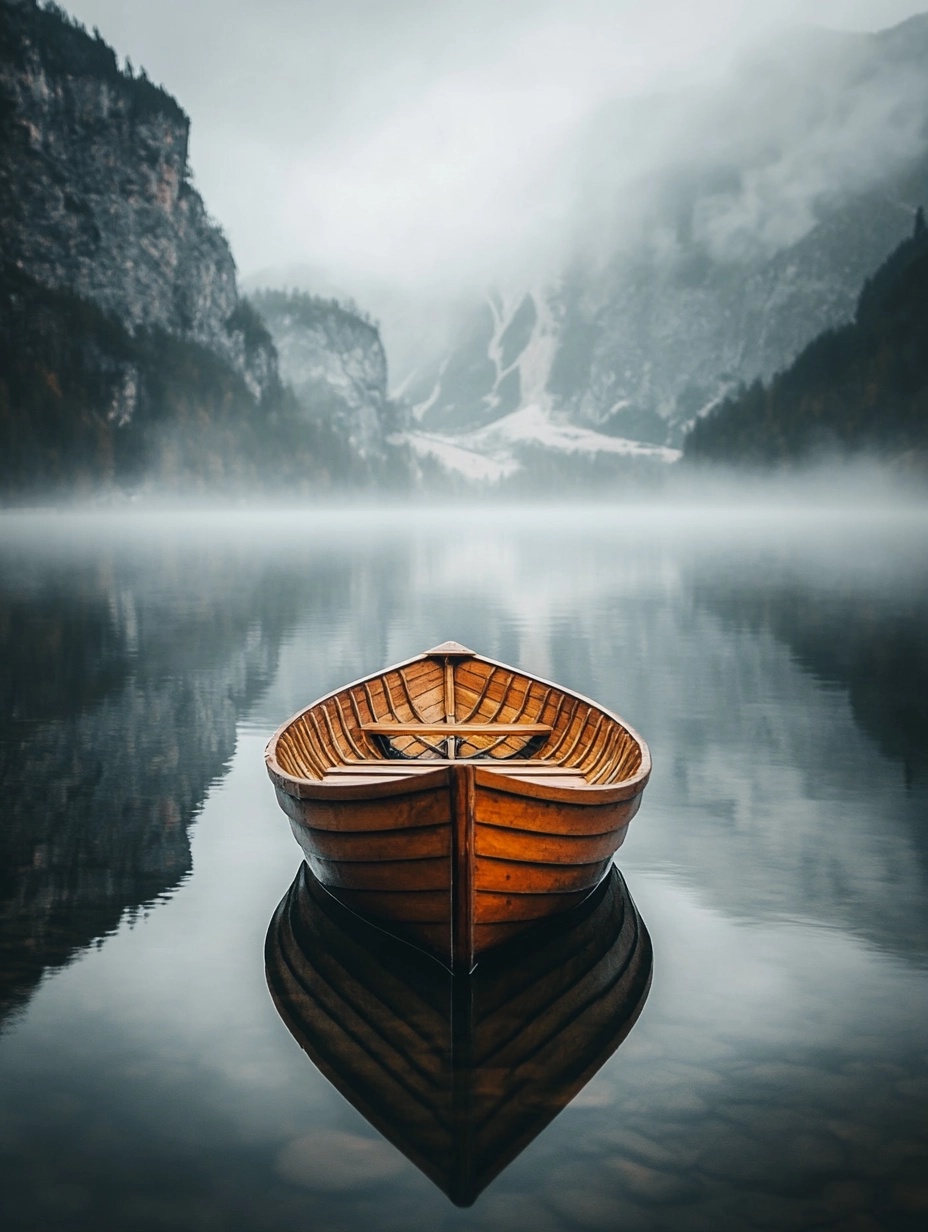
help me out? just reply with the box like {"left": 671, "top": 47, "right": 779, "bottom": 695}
{"left": 394, "top": 14, "right": 928, "bottom": 482}
{"left": 0, "top": 0, "right": 408, "bottom": 497}
{"left": 682, "top": 212, "right": 928, "bottom": 465}
{"left": 249, "top": 290, "right": 411, "bottom": 488}
{"left": 0, "top": 0, "right": 273, "bottom": 398}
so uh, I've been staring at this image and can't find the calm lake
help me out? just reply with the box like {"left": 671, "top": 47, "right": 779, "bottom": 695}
{"left": 1, "top": 503, "right": 927, "bottom": 1232}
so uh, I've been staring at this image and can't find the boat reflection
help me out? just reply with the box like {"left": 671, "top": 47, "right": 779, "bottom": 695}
{"left": 265, "top": 861, "right": 652, "bottom": 1206}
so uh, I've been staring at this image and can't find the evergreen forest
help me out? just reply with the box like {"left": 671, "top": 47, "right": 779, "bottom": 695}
{"left": 0, "top": 266, "right": 361, "bottom": 497}
{"left": 684, "top": 213, "right": 928, "bottom": 468}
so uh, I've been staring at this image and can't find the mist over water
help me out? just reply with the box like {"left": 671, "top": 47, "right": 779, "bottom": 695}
{"left": 1, "top": 502, "right": 927, "bottom": 1227}
{"left": 6, "top": 452, "right": 924, "bottom": 514}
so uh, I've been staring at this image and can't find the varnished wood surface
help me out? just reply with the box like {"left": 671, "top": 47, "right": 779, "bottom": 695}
{"left": 265, "top": 645, "right": 651, "bottom": 969}
{"left": 266, "top": 643, "right": 650, "bottom": 788}
{"left": 265, "top": 862, "right": 653, "bottom": 1207}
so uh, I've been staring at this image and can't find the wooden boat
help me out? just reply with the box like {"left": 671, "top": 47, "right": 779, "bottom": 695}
{"left": 265, "top": 642, "right": 650, "bottom": 971}
{"left": 266, "top": 861, "right": 652, "bottom": 1206}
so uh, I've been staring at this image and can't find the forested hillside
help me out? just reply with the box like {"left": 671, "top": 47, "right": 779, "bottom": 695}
{"left": 0, "top": 266, "right": 365, "bottom": 494}
{"left": 683, "top": 213, "right": 928, "bottom": 467}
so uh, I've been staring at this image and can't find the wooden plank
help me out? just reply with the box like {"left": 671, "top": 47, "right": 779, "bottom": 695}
{"left": 482, "top": 772, "right": 590, "bottom": 789}
{"left": 281, "top": 786, "right": 450, "bottom": 831}
{"left": 387, "top": 658, "right": 439, "bottom": 688}
{"left": 319, "top": 773, "right": 416, "bottom": 787}
{"left": 474, "top": 887, "right": 594, "bottom": 924}
{"left": 395, "top": 682, "right": 445, "bottom": 716}
{"left": 325, "top": 762, "right": 578, "bottom": 776}
{"left": 272, "top": 764, "right": 450, "bottom": 803}
{"left": 476, "top": 764, "right": 577, "bottom": 775}
{"left": 375, "top": 670, "right": 443, "bottom": 723}
{"left": 325, "top": 763, "right": 447, "bottom": 776}
{"left": 475, "top": 824, "right": 627, "bottom": 864}
{"left": 304, "top": 854, "right": 450, "bottom": 893}
{"left": 295, "top": 824, "right": 450, "bottom": 861}
{"left": 475, "top": 771, "right": 646, "bottom": 807}
{"left": 475, "top": 787, "right": 639, "bottom": 833}
{"left": 473, "top": 855, "right": 611, "bottom": 895}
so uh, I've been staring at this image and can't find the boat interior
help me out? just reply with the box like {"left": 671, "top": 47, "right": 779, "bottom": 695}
{"left": 271, "top": 644, "right": 644, "bottom": 789}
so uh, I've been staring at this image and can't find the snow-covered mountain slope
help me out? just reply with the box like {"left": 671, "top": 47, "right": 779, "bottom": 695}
{"left": 398, "top": 403, "right": 679, "bottom": 486}
{"left": 408, "top": 288, "right": 561, "bottom": 435}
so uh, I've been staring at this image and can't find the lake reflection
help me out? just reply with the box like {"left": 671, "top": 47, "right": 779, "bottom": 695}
{"left": 1, "top": 505, "right": 927, "bottom": 1231}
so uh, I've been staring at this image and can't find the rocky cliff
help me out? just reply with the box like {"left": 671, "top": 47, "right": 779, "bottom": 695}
{"left": 0, "top": 0, "right": 274, "bottom": 400}
{"left": 251, "top": 290, "right": 407, "bottom": 481}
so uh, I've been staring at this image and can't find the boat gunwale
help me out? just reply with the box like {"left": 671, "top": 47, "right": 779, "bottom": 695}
{"left": 271, "top": 764, "right": 452, "bottom": 801}
{"left": 265, "top": 647, "right": 651, "bottom": 806}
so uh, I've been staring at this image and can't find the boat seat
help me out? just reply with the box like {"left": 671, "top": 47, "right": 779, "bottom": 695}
{"left": 325, "top": 760, "right": 577, "bottom": 775}
{"left": 322, "top": 761, "right": 589, "bottom": 787}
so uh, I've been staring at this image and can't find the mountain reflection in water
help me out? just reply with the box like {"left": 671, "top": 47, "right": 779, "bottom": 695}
{"left": 0, "top": 537, "right": 326, "bottom": 1026}
{"left": 265, "top": 862, "right": 652, "bottom": 1206}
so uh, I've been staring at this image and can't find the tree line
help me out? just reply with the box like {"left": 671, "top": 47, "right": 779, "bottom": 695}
{"left": 683, "top": 211, "right": 928, "bottom": 467}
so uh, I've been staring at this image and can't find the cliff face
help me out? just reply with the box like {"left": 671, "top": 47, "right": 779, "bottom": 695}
{"left": 0, "top": 0, "right": 402, "bottom": 496}
{"left": 253, "top": 292, "right": 390, "bottom": 458}
{"left": 0, "top": 0, "right": 274, "bottom": 400}
{"left": 251, "top": 289, "right": 413, "bottom": 485}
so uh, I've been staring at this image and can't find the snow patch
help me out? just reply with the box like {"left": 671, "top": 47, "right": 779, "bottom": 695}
{"left": 468, "top": 404, "right": 681, "bottom": 461}
{"left": 395, "top": 432, "right": 519, "bottom": 482}
{"left": 398, "top": 402, "right": 680, "bottom": 484}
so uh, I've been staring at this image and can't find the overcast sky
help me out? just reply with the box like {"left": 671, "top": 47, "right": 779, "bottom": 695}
{"left": 62, "top": 1, "right": 928, "bottom": 295}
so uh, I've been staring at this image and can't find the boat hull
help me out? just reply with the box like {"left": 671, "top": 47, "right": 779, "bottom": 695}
{"left": 274, "top": 759, "right": 644, "bottom": 971}
{"left": 266, "top": 643, "right": 651, "bottom": 971}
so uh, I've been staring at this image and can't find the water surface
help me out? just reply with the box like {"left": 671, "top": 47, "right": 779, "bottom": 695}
{"left": 1, "top": 504, "right": 927, "bottom": 1231}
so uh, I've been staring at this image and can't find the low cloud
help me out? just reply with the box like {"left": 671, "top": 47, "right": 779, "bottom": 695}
{"left": 65, "top": 0, "right": 928, "bottom": 295}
